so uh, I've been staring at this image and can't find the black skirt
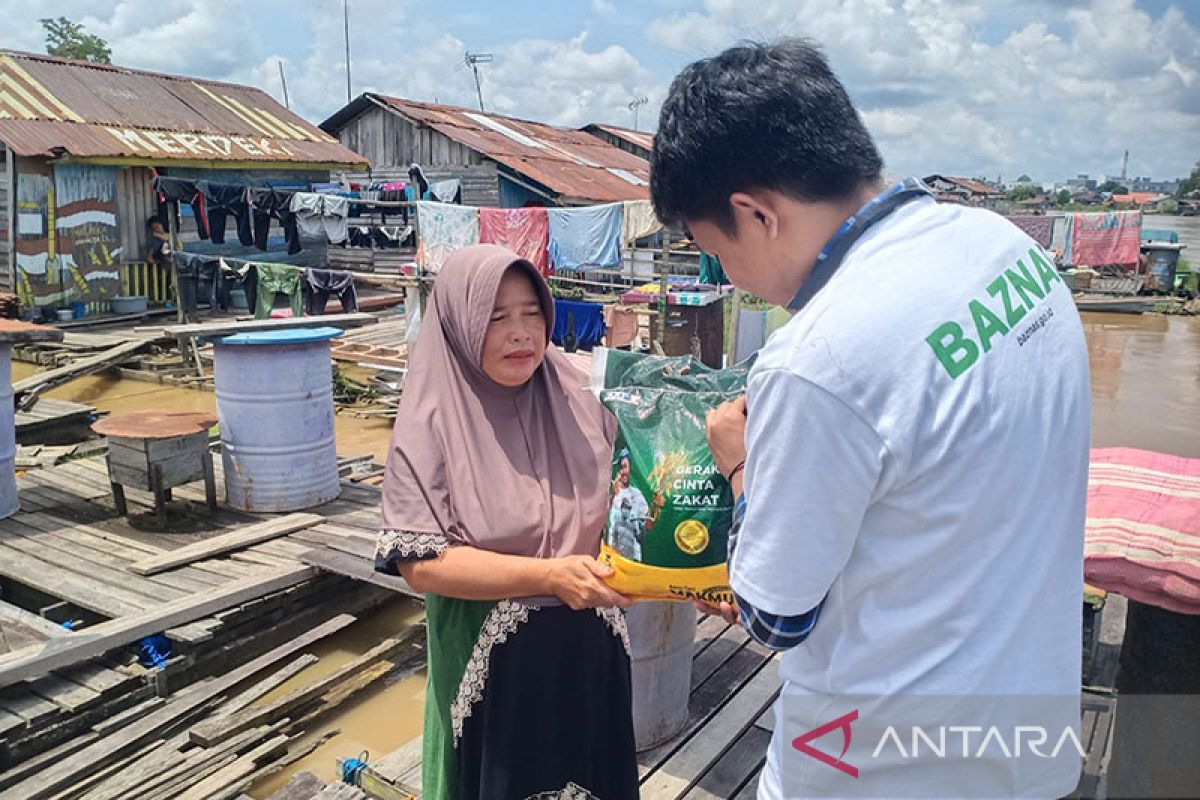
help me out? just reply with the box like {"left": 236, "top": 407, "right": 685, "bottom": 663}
{"left": 453, "top": 603, "right": 639, "bottom": 800}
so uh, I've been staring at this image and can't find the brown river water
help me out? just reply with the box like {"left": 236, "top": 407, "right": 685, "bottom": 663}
{"left": 10, "top": 307, "right": 1200, "bottom": 790}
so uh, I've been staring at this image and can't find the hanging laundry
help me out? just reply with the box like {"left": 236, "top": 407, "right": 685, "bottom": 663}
{"left": 479, "top": 207, "right": 550, "bottom": 274}
{"left": 1007, "top": 215, "right": 1054, "bottom": 248}
{"left": 218, "top": 258, "right": 257, "bottom": 312}
{"left": 603, "top": 305, "right": 639, "bottom": 348}
{"left": 408, "top": 164, "right": 430, "bottom": 199}
{"left": 290, "top": 192, "right": 349, "bottom": 244}
{"left": 1070, "top": 210, "right": 1141, "bottom": 267}
{"left": 698, "top": 251, "right": 728, "bottom": 285}
{"left": 621, "top": 199, "right": 663, "bottom": 248}
{"left": 426, "top": 178, "right": 462, "bottom": 204}
{"left": 153, "top": 177, "right": 208, "bottom": 240}
{"left": 248, "top": 188, "right": 302, "bottom": 255}
{"left": 305, "top": 268, "right": 358, "bottom": 315}
{"left": 372, "top": 225, "right": 411, "bottom": 249}
{"left": 552, "top": 298, "right": 605, "bottom": 350}
{"left": 416, "top": 201, "right": 480, "bottom": 273}
{"left": 547, "top": 203, "right": 623, "bottom": 272}
{"left": 1051, "top": 214, "right": 1074, "bottom": 266}
{"left": 196, "top": 181, "right": 253, "bottom": 246}
{"left": 254, "top": 262, "right": 303, "bottom": 319}
{"left": 172, "top": 252, "right": 221, "bottom": 311}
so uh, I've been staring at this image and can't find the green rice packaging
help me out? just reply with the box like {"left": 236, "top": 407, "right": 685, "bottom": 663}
{"left": 590, "top": 348, "right": 754, "bottom": 603}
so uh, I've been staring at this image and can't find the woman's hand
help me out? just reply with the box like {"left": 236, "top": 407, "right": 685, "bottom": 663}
{"left": 706, "top": 396, "right": 748, "bottom": 481}
{"left": 694, "top": 600, "right": 739, "bottom": 625}
{"left": 546, "top": 556, "right": 634, "bottom": 610}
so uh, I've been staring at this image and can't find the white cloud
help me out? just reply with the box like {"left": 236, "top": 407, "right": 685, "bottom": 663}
{"left": 592, "top": 0, "right": 618, "bottom": 16}
{"left": 645, "top": 0, "right": 1200, "bottom": 181}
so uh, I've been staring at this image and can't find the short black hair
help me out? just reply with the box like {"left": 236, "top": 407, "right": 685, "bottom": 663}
{"left": 651, "top": 39, "right": 883, "bottom": 234}
{"left": 147, "top": 215, "right": 164, "bottom": 230}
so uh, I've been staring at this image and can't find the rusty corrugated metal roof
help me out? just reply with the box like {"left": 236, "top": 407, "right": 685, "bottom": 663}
{"left": 584, "top": 123, "right": 655, "bottom": 153}
{"left": 0, "top": 50, "right": 366, "bottom": 167}
{"left": 374, "top": 96, "right": 650, "bottom": 203}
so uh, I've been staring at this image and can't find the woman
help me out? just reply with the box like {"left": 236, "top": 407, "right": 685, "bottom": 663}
{"left": 376, "top": 244, "right": 639, "bottom": 800}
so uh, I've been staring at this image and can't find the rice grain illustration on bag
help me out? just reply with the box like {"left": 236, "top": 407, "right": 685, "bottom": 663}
{"left": 591, "top": 348, "right": 754, "bottom": 603}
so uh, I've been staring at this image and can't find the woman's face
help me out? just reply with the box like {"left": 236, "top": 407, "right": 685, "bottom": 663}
{"left": 481, "top": 268, "right": 547, "bottom": 387}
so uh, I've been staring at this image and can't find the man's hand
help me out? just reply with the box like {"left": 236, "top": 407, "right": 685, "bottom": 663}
{"left": 706, "top": 396, "right": 748, "bottom": 481}
{"left": 694, "top": 599, "right": 739, "bottom": 625}
{"left": 546, "top": 556, "right": 634, "bottom": 610}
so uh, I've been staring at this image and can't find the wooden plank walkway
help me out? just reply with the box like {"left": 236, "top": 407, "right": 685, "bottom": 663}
{"left": 0, "top": 451, "right": 412, "bottom": 754}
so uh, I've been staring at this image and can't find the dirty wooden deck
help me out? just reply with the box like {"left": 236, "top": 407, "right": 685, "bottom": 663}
{"left": 0, "top": 452, "right": 410, "bottom": 747}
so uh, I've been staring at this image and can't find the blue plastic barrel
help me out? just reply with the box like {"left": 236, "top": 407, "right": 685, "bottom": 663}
{"left": 213, "top": 327, "right": 343, "bottom": 512}
{"left": 0, "top": 345, "right": 16, "bottom": 518}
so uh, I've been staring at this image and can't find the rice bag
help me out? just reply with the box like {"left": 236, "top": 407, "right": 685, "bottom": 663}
{"left": 591, "top": 348, "right": 753, "bottom": 603}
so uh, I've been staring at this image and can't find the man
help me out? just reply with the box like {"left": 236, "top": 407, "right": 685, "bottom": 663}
{"left": 651, "top": 40, "right": 1090, "bottom": 798}
{"left": 608, "top": 451, "right": 650, "bottom": 562}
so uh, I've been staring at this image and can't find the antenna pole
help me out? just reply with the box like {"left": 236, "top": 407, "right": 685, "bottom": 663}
{"left": 278, "top": 60, "right": 290, "bottom": 109}
{"left": 343, "top": 0, "right": 352, "bottom": 103}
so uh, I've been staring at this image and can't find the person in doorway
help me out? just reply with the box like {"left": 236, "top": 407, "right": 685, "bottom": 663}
{"left": 651, "top": 40, "right": 1091, "bottom": 799}
{"left": 145, "top": 216, "right": 172, "bottom": 269}
{"left": 375, "top": 244, "right": 638, "bottom": 800}
{"left": 608, "top": 450, "right": 651, "bottom": 561}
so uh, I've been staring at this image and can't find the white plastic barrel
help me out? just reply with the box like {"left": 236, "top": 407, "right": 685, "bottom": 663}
{"left": 627, "top": 600, "right": 698, "bottom": 750}
{"left": 213, "top": 327, "right": 342, "bottom": 512}
{"left": 0, "top": 344, "right": 16, "bottom": 518}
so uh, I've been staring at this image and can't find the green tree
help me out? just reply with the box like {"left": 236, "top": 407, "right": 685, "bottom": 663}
{"left": 1056, "top": 189, "right": 1072, "bottom": 206}
{"left": 1007, "top": 184, "right": 1038, "bottom": 201}
{"left": 1177, "top": 161, "right": 1200, "bottom": 198}
{"left": 1098, "top": 180, "right": 1129, "bottom": 194}
{"left": 1016, "top": 174, "right": 1033, "bottom": 184}
{"left": 40, "top": 17, "right": 111, "bottom": 63}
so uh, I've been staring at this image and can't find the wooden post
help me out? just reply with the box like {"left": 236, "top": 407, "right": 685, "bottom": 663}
{"left": 726, "top": 289, "right": 743, "bottom": 366}
{"left": 657, "top": 235, "right": 669, "bottom": 353}
{"left": 4, "top": 147, "right": 14, "bottom": 298}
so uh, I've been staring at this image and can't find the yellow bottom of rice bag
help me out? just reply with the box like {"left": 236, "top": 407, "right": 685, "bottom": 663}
{"left": 599, "top": 542, "right": 733, "bottom": 604}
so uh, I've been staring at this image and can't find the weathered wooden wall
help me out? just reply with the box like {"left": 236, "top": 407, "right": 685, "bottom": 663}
{"left": 331, "top": 106, "right": 501, "bottom": 207}
{"left": 116, "top": 166, "right": 156, "bottom": 266}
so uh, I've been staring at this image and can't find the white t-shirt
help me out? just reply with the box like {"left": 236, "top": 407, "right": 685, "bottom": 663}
{"left": 734, "top": 198, "right": 1091, "bottom": 799}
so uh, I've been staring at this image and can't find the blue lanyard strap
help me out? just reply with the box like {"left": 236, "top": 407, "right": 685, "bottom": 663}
{"left": 787, "top": 177, "right": 932, "bottom": 311}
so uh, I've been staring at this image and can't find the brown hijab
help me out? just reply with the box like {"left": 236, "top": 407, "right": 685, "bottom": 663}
{"left": 380, "top": 244, "right": 615, "bottom": 564}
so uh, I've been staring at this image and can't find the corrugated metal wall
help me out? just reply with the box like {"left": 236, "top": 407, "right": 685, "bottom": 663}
{"left": 0, "top": 145, "right": 10, "bottom": 292}
{"left": 116, "top": 166, "right": 156, "bottom": 265}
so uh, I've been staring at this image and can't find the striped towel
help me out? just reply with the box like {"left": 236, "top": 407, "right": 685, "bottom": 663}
{"left": 1084, "top": 448, "right": 1200, "bottom": 614}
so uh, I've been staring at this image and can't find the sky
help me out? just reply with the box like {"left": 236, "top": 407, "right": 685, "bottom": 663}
{"left": 8, "top": 0, "right": 1200, "bottom": 184}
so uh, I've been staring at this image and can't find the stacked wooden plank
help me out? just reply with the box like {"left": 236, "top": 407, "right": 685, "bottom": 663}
{"left": 0, "top": 616, "right": 425, "bottom": 799}
{"left": 0, "top": 453, "right": 416, "bottom": 779}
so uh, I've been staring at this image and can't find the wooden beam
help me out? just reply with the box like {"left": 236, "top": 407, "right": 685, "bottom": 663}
{"left": 12, "top": 339, "right": 151, "bottom": 410}
{"left": 135, "top": 312, "right": 378, "bottom": 338}
{"left": 128, "top": 513, "right": 323, "bottom": 576}
{"left": 299, "top": 547, "right": 419, "bottom": 598}
{"left": 0, "top": 565, "right": 319, "bottom": 689}
{"left": 0, "top": 612, "right": 356, "bottom": 800}
{"left": 189, "top": 624, "right": 426, "bottom": 747}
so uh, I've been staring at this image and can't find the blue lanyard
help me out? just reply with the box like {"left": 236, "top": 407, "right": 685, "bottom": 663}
{"left": 786, "top": 178, "right": 932, "bottom": 311}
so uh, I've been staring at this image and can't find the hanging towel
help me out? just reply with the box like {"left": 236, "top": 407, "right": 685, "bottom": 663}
{"left": 1051, "top": 214, "right": 1074, "bottom": 266}
{"left": 552, "top": 298, "right": 606, "bottom": 350}
{"left": 427, "top": 178, "right": 462, "bottom": 204}
{"left": 547, "top": 203, "right": 623, "bottom": 272}
{"left": 1007, "top": 215, "right": 1054, "bottom": 248}
{"left": 1070, "top": 211, "right": 1141, "bottom": 267}
{"left": 478, "top": 207, "right": 550, "bottom": 274}
{"left": 416, "top": 201, "right": 480, "bottom": 273}
{"left": 621, "top": 199, "right": 663, "bottom": 248}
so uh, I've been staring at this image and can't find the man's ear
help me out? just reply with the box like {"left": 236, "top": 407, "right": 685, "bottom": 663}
{"left": 729, "top": 191, "right": 779, "bottom": 240}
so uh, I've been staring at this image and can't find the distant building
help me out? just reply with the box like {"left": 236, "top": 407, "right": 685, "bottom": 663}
{"left": 1128, "top": 176, "right": 1180, "bottom": 195}
{"left": 321, "top": 94, "right": 650, "bottom": 208}
{"left": 580, "top": 123, "right": 654, "bottom": 161}
{"left": 1067, "top": 174, "right": 1098, "bottom": 191}
{"left": 0, "top": 49, "right": 365, "bottom": 311}
{"left": 1111, "top": 192, "right": 1171, "bottom": 211}
{"left": 922, "top": 174, "right": 1005, "bottom": 207}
